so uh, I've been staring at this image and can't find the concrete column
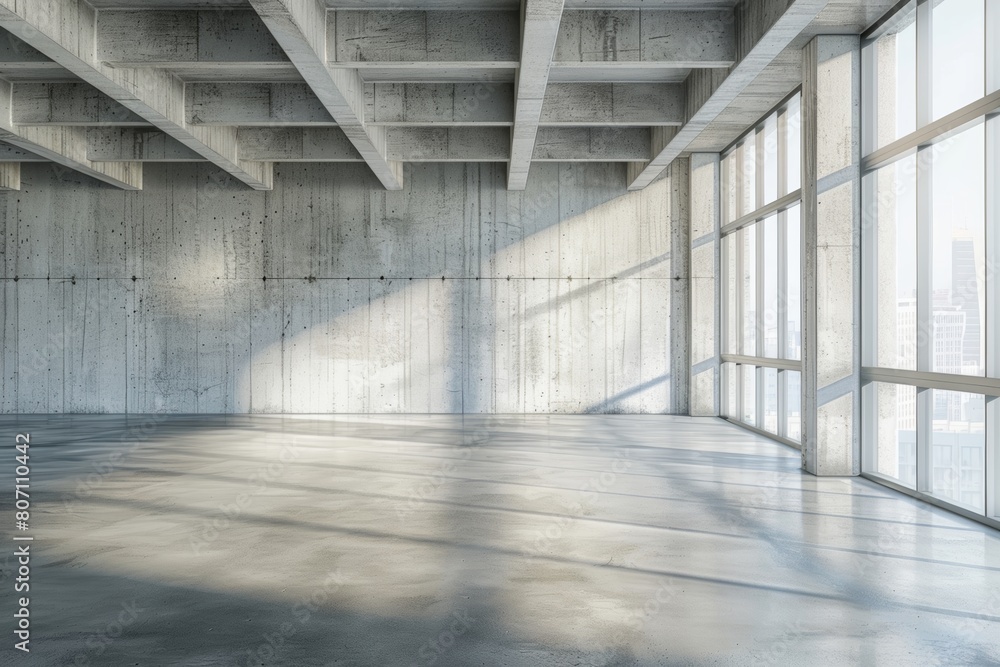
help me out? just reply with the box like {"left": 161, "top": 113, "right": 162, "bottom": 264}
{"left": 689, "top": 153, "right": 720, "bottom": 415}
{"left": 801, "top": 35, "right": 862, "bottom": 475}
{"left": 0, "top": 162, "right": 19, "bottom": 190}
{"left": 670, "top": 158, "right": 692, "bottom": 415}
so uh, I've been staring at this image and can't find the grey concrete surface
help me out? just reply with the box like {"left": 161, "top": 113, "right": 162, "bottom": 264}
{"left": 688, "top": 153, "right": 719, "bottom": 417}
{"left": 0, "top": 414, "right": 998, "bottom": 665}
{"left": 0, "top": 0, "right": 900, "bottom": 194}
{"left": 800, "top": 35, "right": 862, "bottom": 476}
{"left": 0, "top": 162, "right": 687, "bottom": 414}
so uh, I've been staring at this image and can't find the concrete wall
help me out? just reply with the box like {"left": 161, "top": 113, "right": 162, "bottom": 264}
{"left": 0, "top": 161, "right": 688, "bottom": 414}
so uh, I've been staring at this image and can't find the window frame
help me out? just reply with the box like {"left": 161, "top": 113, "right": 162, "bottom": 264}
{"left": 720, "top": 89, "right": 803, "bottom": 447}
{"left": 860, "top": 0, "right": 1000, "bottom": 526}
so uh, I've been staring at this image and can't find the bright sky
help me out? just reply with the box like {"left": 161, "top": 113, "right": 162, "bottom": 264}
{"left": 890, "top": 0, "right": 987, "bottom": 296}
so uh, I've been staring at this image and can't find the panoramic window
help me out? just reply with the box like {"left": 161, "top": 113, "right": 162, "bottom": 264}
{"left": 721, "top": 93, "right": 803, "bottom": 443}
{"left": 861, "top": 0, "right": 998, "bottom": 520}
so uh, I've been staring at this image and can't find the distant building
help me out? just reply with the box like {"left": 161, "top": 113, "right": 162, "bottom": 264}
{"left": 950, "top": 229, "right": 982, "bottom": 372}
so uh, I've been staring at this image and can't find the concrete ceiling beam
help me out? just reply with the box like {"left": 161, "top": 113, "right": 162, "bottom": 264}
{"left": 508, "top": 0, "right": 565, "bottom": 190}
{"left": 13, "top": 83, "right": 151, "bottom": 126}
{"left": 178, "top": 82, "right": 684, "bottom": 127}
{"left": 248, "top": 0, "right": 403, "bottom": 189}
{"left": 0, "top": 0, "right": 274, "bottom": 189}
{"left": 0, "top": 78, "right": 142, "bottom": 188}
{"left": 626, "top": 0, "right": 828, "bottom": 190}
{"left": 88, "top": 126, "right": 651, "bottom": 163}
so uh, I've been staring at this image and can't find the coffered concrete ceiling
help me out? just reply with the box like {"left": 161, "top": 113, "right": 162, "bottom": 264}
{"left": 0, "top": 0, "right": 897, "bottom": 191}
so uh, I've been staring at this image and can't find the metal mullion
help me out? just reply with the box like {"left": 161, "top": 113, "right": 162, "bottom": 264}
{"left": 722, "top": 354, "right": 802, "bottom": 372}
{"left": 720, "top": 88, "right": 802, "bottom": 158}
{"left": 862, "top": 471, "right": 1000, "bottom": 530}
{"left": 721, "top": 190, "right": 802, "bottom": 237}
{"left": 987, "top": 92, "right": 998, "bottom": 518}
{"left": 917, "top": 387, "right": 932, "bottom": 494}
{"left": 862, "top": 0, "right": 918, "bottom": 41}
{"left": 862, "top": 91, "right": 1000, "bottom": 172}
{"left": 988, "top": 397, "right": 998, "bottom": 518}
{"left": 988, "top": 114, "right": 998, "bottom": 381}
{"left": 862, "top": 367, "right": 1000, "bottom": 396}
{"left": 724, "top": 416, "right": 801, "bottom": 451}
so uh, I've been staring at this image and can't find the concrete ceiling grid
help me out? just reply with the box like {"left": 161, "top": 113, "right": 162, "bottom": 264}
{"left": 0, "top": 0, "right": 896, "bottom": 192}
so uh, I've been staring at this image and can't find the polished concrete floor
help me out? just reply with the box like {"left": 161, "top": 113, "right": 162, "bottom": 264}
{"left": 1, "top": 414, "right": 999, "bottom": 666}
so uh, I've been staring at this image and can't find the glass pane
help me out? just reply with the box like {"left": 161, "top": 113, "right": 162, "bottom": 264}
{"left": 785, "top": 94, "right": 801, "bottom": 192}
{"left": 871, "top": 382, "right": 917, "bottom": 488}
{"left": 723, "top": 362, "right": 738, "bottom": 419}
{"left": 785, "top": 205, "right": 801, "bottom": 360}
{"left": 762, "top": 367, "right": 778, "bottom": 434}
{"left": 763, "top": 216, "right": 779, "bottom": 358}
{"left": 871, "top": 3, "right": 916, "bottom": 148}
{"left": 724, "top": 233, "right": 738, "bottom": 354}
{"left": 743, "top": 227, "right": 757, "bottom": 355}
{"left": 784, "top": 370, "right": 801, "bottom": 441}
{"left": 763, "top": 113, "right": 779, "bottom": 205}
{"left": 992, "top": 10, "right": 1000, "bottom": 95}
{"left": 871, "top": 154, "right": 917, "bottom": 370}
{"left": 992, "top": 116, "right": 1000, "bottom": 379}
{"left": 931, "top": 0, "right": 985, "bottom": 120}
{"left": 741, "top": 138, "right": 756, "bottom": 216}
{"left": 931, "top": 124, "right": 985, "bottom": 376}
{"left": 742, "top": 365, "right": 757, "bottom": 426}
{"left": 930, "top": 390, "right": 986, "bottom": 512}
